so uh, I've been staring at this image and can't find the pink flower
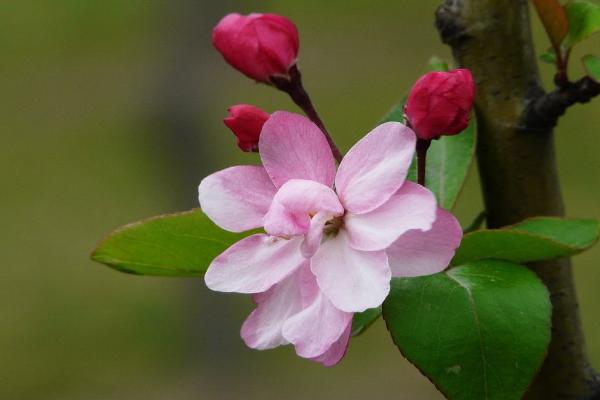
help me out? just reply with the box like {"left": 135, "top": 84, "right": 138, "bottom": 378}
{"left": 199, "top": 112, "right": 462, "bottom": 365}
{"left": 405, "top": 69, "right": 475, "bottom": 140}
{"left": 224, "top": 104, "right": 270, "bottom": 152}
{"left": 212, "top": 13, "right": 299, "bottom": 83}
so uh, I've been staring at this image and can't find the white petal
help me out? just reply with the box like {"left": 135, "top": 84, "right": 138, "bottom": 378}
{"left": 282, "top": 272, "right": 352, "bottom": 358}
{"left": 241, "top": 265, "right": 307, "bottom": 350}
{"left": 310, "top": 321, "right": 352, "bottom": 367}
{"left": 199, "top": 165, "right": 276, "bottom": 232}
{"left": 310, "top": 231, "right": 391, "bottom": 312}
{"left": 205, "top": 234, "right": 304, "bottom": 293}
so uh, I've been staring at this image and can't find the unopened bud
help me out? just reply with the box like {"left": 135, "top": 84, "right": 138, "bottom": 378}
{"left": 224, "top": 104, "right": 270, "bottom": 152}
{"left": 405, "top": 69, "right": 475, "bottom": 140}
{"left": 212, "top": 13, "right": 299, "bottom": 83}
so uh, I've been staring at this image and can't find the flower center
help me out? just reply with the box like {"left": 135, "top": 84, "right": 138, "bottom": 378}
{"left": 323, "top": 215, "right": 344, "bottom": 236}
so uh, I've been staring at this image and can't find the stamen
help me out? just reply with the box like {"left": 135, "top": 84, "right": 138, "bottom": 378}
{"left": 323, "top": 215, "right": 344, "bottom": 236}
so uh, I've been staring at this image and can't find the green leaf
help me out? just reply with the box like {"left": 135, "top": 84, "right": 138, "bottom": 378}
{"left": 539, "top": 48, "right": 558, "bottom": 64}
{"left": 91, "top": 210, "right": 253, "bottom": 276}
{"left": 428, "top": 56, "right": 450, "bottom": 72}
{"left": 453, "top": 217, "right": 599, "bottom": 265}
{"left": 380, "top": 101, "right": 405, "bottom": 124}
{"left": 351, "top": 307, "right": 381, "bottom": 336}
{"left": 407, "top": 119, "right": 476, "bottom": 210}
{"left": 383, "top": 260, "right": 551, "bottom": 400}
{"left": 583, "top": 54, "right": 600, "bottom": 81}
{"left": 563, "top": 0, "right": 600, "bottom": 48}
{"left": 462, "top": 211, "right": 487, "bottom": 234}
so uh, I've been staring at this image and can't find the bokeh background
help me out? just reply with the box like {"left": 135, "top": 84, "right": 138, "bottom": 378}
{"left": 3, "top": 1, "right": 599, "bottom": 399}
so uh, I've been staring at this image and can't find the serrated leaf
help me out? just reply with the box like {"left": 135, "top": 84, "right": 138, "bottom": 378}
{"left": 383, "top": 260, "right": 551, "bottom": 400}
{"left": 351, "top": 307, "right": 381, "bottom": 336}
{"left": 407, "top": 119, "right": 476, "bottom": 210}
{"left": 533, "top": 0, "right": 569, "bottom": 49}
{"left": 91, "top": 210, "right": 253, "bottom": 276}
{"left": 452, "top": 217, "right": 599, "bottom": 265}
{"left": 563, "top": 0, "right": 600, "bottom": 48}
{"left": 583, "top": 54, "right": 600, "bottom": 81}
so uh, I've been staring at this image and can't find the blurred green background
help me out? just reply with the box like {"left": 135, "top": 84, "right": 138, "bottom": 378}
{"left": 2, "top": 1, "right": 599, "bottom": 399}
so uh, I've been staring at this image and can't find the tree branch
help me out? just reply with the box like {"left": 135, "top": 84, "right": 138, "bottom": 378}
{"left": 523, "top": 76, "right": 600, "bottom": 132}
{"left": 435, "top": 1, "right": 600, "bottom": 398}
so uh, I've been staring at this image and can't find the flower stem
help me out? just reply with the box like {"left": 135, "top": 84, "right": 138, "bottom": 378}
{"left": 416, "top": 138, "right": 431, "bottom": 186}
{"left": 271, "top": 64, "right": 344, "bottom": 163}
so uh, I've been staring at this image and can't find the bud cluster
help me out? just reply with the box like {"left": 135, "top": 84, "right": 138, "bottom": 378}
{"left": 210, "top": 11, "right": 475, "bottom": 182}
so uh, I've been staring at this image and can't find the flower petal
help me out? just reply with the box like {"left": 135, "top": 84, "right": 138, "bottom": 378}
{"left": 335, "top": 122, "right": 416, "bottom": 214}
{"left": 344, "top": 181, "right": 437, "bottom": 251}
{"left": 263, "top": 179, "right": 343, "bottom": 238}
{"left": 310, "top": 321, "right": 352, "bottom": 367}
{"left": 259, "top": 112, "right": 336, "bottom": 188}
{"left": 262, "top": 201, "right": 305, "bottom": 238}
{"left": 301, "top": 212, "right": 329, "bottom": 258}
{"left": 311, "top": 231, "right": 391, "bottom": 312}
{"left": 241, "top": 264, "right": 306, "bottom": 350}
{"left": 387, "top": 208, "right": 462, "bottom": 277}
{"left": 282, "top": 273, "right": 353, "bottom": 358}
{"left": 205, "top": 234, "right": 304, "bottom": 293}
{"left": 199, "top": 165, "right": 276, "bottom": 232}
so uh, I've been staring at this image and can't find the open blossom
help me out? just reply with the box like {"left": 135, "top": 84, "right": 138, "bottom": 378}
{"left": 405, "top": 69, "right": 475, "bottom": 140}
{"left": 199, "top": 112, "right": 462, "bottom": 365}
{"left": 224, "top": 104, "right": 270, "bottom": 152}
{"left": 212, "top": 13, "right": 299, "bottom": 83}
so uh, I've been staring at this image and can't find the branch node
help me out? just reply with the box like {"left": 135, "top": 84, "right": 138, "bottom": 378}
{"left": 522, "top": 77, "right": 600, "bottom": 132}
{"left": 435, "top": 0, "right": 470, "bottom": 48}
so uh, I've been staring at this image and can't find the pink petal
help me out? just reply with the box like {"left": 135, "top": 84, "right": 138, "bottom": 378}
{"left": 310, "top": 321, "right": 352, "bottom": 367}
{"left": 282, "top": 273, "right": 353, "bottom": 358}
{"left": 310, "top": 231, "right": 391, "bottom": 312}
{"left": 262, "top": 201, "right": 305, "bottom": 238}
{"left": 344, "top": 181, "right": 437, "bottom": 251}
{"left": 335, "top": 122, "right": 416, "bottom": 214}
{"left": 199, "top": 165, "right": 276, "bottom": 232}
{"left": 205, "top": 234, "right": 304, "bottom": 293}
{"left": 263, "top": 179, "right": 343, "bottom": 238}
{"left": 387, "top": 208, "right": 463, "bottom": 277}
{"left": 241, "top": 264, "right": 306, "bottom": 350}
{"left": 301, "top": 211, "right": 329, "bottom": 258}
{"left": 259, "top": 112, "right": 336, "bottom": 188}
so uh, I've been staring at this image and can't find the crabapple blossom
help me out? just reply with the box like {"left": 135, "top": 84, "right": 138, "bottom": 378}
{"left": 212, "top": 13, "right": 299, "bottom": 83}
{"left": 199, "top": 111, "right": 462, "bottom": 365}
{"left": 224, "top": 104, "right": 270, "bottom": 152}
{"left": 405, "top": 69, "right": 475, "bottom": 140}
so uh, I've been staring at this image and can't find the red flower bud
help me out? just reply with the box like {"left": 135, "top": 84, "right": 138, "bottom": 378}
{"left": 405, "top": 69, "right": 475, "bottom": 140}
{"left": 224, "top": 104, "right": 270, "bottom": 152}
{"left": 212, "top": 13, "right": 299, "bottom": 83}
